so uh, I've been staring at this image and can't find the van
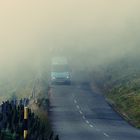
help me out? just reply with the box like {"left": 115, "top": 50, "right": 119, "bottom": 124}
{"left": 51, "top": 57, "right": 71, "bottom": 84}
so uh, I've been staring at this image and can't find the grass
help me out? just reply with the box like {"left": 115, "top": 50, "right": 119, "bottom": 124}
{"left": 0, "top": 68, "right": 56, "bottom": 139}
{"left": 29, "top": 102, "right": 52, "bottom": 138}
{"left": 107, "top": 82, "right": 140, "bottom": 128}
{"left": 0, "top": 72, "right": 40, "bottom": 105}
{"left": 0, "top": 78, "right": 34, "bottom": 102}
{"left": 92, "top": 56, "right": 140, "bottom": 128}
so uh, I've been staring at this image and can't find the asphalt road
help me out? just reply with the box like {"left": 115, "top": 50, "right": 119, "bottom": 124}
{"left": 49, "top": 83, "right": 140, "bottom": 140}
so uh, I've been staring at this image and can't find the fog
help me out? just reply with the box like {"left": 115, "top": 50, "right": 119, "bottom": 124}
{"left": 0, "top": 0, "right": 140, "bottom": 78}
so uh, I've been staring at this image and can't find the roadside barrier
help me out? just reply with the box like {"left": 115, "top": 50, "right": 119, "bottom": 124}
{"left": 24, "top": 107, "right": 28, "bottom": 140}
{"left": 0, "top": 99, "right": 59, "bottom": 140}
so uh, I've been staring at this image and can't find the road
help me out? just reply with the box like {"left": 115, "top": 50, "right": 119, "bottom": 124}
{"left": 49, "top": 83, "right": 140, "bottom": 140}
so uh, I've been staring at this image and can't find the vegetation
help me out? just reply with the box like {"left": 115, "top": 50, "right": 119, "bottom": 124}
{"left": 0, "top": 98, "right": 58, "bottom": 140}
{"left": 92, "top": 54, "right": 140, "bottom": 128}
{"left": 0, "top": 71, "right": 35, "bottom": 102}
{"left": 0, "top": 69, "right": 58, "bottom": 139}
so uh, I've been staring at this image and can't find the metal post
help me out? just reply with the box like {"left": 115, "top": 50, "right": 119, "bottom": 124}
{"left": 24, "top": 107, "right": 28, "bottom": 140}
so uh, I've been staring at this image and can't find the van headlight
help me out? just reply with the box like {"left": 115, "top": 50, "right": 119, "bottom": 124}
{"left": 66, "top": 76, "right": 70, "bottom": 79}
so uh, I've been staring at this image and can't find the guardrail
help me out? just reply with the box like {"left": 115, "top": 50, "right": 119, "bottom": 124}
{"left": 0, "top": 77, "right": 59, "bottom": 140}
{"left": 0, "top": 98, "right": 59, "bottom": 140}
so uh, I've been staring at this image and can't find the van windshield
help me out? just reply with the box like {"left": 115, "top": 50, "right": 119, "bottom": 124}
{"left": 52, "top": 65, "right": 69, "bottom": 72}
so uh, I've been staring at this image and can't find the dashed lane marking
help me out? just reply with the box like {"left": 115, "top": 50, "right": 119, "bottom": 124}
{"left": 74, "top": 100, "right": 77, "bottom": 104}
{"left": 73, "top": 98, "right": 111, "bottom": 138}
{"left": 79, "top": 110, "right": 83, "bottom": 114}
{"left": 76, "top": 105, "right": 80, "bottom": 109}
{"left": 86, "top": 120, "right": 90, "bottom": 124}
{"left": 103, "top": 132, "right": 109, "bottom": 137}
{"left": 89, "top": 124, "right": 93, "bottom": 128}
{"left": 82, "top": 116, "right": 86, "bottom": 120}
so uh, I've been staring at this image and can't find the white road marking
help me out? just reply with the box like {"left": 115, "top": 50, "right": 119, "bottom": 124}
{"left": 103, "top": 132, "right": 109, "bottom": 137}
{"left": 76, "top": 105, "right": 80, "bottom": 109}
{"left": 82, "top": 116, "right": 86, "bottom": 120}
{"left": 73, "top": 97, "right": 110, "bottom": 138}
{"left": 79, "top": 110, "right": 83, "bottom": 114}
{"left": 86, "top": 120, "right": 89, "bottom": 124}
{"left": 89, "top": 124, "right": 93, "bottom": 128}
{"left": 74, "top": 100, "right": 77, "bottom": 104}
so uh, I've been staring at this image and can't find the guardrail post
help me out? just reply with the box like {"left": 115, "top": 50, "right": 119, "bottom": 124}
{"left": 24, "top": 107, "right": 28, "bottom": 140}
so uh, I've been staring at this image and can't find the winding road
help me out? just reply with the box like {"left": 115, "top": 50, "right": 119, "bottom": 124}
{"left": 49, "top": 83, "right": 140, "bottom": 140}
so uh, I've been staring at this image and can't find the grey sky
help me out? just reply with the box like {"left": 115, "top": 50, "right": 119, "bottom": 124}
{"left": 0, "top": 0, "right": 140, "bottom": 72}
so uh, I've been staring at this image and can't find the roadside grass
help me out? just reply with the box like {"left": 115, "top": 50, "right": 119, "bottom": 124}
{"left": 106, "top": 77, "right": 140, "bottom": 128}
{"left": 29, "top": 102, "right": 52, "bottom": 137}
{"left": 0, "top": 69, "right": 55, "bottom": 138}
{"left": 0, "top": 79, "right": 34, "bottom": 102}
{"left": 0, "top": 71, "right": 39, "bottom": 102}
{"left": 107, "top": 90, "right": 140, "bottom": 128}
{"left": 92, "top": 57, "right": 140, "bottom": 128}
{"left": 0, "top": 69, "right": 49, "bottom": 106}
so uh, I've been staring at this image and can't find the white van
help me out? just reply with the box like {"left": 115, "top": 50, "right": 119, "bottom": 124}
{"left": 51, "top": 57, "right": 71, "bottom": 84}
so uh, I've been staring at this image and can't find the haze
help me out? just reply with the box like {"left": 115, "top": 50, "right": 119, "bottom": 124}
{"left": 0, "top": 0, "right": 140, "bottom": 77}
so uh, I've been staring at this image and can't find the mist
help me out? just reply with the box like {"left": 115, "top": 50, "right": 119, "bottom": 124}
{"left": 0, "top": 0, "right": 140, "bottom": 78}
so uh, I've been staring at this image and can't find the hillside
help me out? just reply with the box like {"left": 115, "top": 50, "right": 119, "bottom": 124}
{"left": 92, "top": 53, "right": 140, "bottom": 128}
